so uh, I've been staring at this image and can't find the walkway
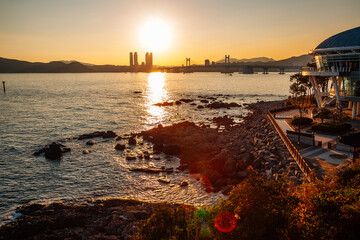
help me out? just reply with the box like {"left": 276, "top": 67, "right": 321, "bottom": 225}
{"left": 273, "top": 109, "right": 353, "bottom": 167}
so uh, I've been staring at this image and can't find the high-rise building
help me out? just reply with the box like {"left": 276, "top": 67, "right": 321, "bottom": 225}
{"left": 134, "top": 52, "right": 138, "bottom": 66}
{"left": 205, "top": 59, "right": 210, "bottom": 66}
{"left": 129, "top": 52, "right": 133, "bottom": 67}
{"left": 145, "top": 52, "right": 149, "bottom": 68}
{"left": 149, "top": 52, "right": 153, "bottom": 68}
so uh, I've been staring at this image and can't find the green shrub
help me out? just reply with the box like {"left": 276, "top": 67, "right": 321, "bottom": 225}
{"left": 311, "top": 122, "right": 352, "bottom": 133}
{"left": 291, "top": 117, "right": 313, "bottom": 126}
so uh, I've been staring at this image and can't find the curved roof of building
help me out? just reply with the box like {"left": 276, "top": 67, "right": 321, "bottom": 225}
{"left": 315, "top": 26, "right": 360, "bottom": 50}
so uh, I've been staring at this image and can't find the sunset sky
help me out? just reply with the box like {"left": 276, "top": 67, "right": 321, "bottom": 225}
{"left": 0, "top": 0, "right": 359, "bottom": 66}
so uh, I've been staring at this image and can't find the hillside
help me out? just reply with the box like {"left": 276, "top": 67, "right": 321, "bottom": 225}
{"left": 217, "top": 57, "right": 275, "bottom": 63}
{"left": 0, "top": 58, "right": 94, "bottom": 73}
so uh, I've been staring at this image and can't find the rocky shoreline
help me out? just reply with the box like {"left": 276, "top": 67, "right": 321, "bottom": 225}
{"left": 0, "top": 199, "right": 181, "bottom": 240}
{"left": 137, "top": 100, "right": 305, "bottom": 193}
{"left": 1, "top": 99, "right": 307, "bottom": 239}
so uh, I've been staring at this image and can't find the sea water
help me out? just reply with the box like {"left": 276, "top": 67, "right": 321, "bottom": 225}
{"left": 0, "top": 72, "right": 292, "bottom": 222}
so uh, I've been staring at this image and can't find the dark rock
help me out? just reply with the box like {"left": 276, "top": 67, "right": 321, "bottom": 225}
{"left": 103, "top": 131, "right": 117, "bottom": 139}
{"left": 206, "top": 102, "right": 241, "bottom": 109}
{"left": 190, "top": 103, "right": 196, "bottom": 106}
{"left": 154, "top": 101, "right": 174, "bottom": 107}
{"left": 179, "top": 98, "right": 193, "bottom": 103}
{"left": 200, "top": 99, "right": 209, "bottom": 103}
{"left": 115, "top": 144, "right": 126, "bottom": 151}
{"left": 153, "top": 143, "right": 164, "bottom": 153}
{"left": 179, "top": 181, "right": 188, "bottom": 187}
{"left": 44, "top": 143, "right": 63, "bottom": 160}
{"left": 163, "top": 144, "right": 181, "bottom": 155}
{"left": 133, "top": 91, "right": 142, "bottom": 94}
{"left": 197, "top": 105, "right": 204, "bottom": 109}
{"left": 165, "top": 168, "right": 174, "bottom": 174}
{"left": 213, "top": 116, "right": 235, "bottom": 128}
{"left": 175, "top": 101, "right": 181, "bottom": 105}
{"left": 129, "top": 167, "right": 162, "bottom": 173}
{"left": 128, "top": 137, "right": 137, "bottom": 145}
{"left": 115, "top": 136, "right": 122, "bottom": 141}
{"left": 86, "top": 140, "right": 97, "bottom": 146}
{"left": 83, "top": 149, "right": 91, "bottom": 154}
{"left": 126, "top": 155, "right": 137, "bottom": 160}
{"left": 78, "top": 131, "right": 106, "bottom": 140}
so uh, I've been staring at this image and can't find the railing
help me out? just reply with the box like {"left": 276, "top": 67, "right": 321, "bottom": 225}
{"left": 267, "top": 110, "right": 315, "bottom": 182}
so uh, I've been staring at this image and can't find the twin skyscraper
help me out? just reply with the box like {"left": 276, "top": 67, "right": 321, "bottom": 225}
{"left": 129, "top": 52, "right": 153, "bottom": 71}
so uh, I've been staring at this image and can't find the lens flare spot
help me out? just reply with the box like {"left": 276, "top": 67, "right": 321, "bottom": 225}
{"left": 214, "top": 212, "right": 237, "bottom": 233}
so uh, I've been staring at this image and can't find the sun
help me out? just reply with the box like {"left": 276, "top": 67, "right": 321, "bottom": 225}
{"left": 139, "top": 19, "right": 172, "bottom": 53}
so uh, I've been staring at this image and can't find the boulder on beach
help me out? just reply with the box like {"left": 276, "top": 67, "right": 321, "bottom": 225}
{"left": 128, "top": 137, "right": 137, "bottom": 145}
{"left": 179, "top": 181, "right": 188, "bottom": 187}
{"left": 115, "top": 144, "right": 126, "bottom": 151}
{"left": 163, "top": 144, "right": 181, "bottom": 155}
{"left": 126, "top": 155, "right": 137, "bottom": 160}
{"left": 153, "top": 143, "right": 164, "bottom": 153}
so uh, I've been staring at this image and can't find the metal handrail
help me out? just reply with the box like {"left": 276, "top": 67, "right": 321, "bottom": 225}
{"left": 267, "top": 111, "right": 315, "bottom": 182}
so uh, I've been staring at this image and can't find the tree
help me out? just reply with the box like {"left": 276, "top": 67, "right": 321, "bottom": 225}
{"left": 290, "top": 73, "right": 309, "bottom": 110}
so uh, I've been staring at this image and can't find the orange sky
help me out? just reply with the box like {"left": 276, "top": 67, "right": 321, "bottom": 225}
{"left": 0, "top": 0, "right": 359, "bottom": 66}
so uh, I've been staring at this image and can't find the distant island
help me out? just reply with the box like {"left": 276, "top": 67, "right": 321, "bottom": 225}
{"left": 0, "top": 54, "right": 312, "bottom": 73}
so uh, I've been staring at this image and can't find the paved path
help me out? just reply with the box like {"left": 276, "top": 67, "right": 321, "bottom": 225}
{"left": 273, "top": 110, "right": 353, "bottom": 166}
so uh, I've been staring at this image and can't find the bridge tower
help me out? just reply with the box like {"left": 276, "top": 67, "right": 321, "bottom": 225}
{"left": 186, "top": 58, "right": 191, "bottom": 67}
{"left": 225, "top": 55, "right": 230, "bottom": 65}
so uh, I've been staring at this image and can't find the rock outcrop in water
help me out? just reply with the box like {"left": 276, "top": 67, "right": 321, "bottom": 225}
{"left": 33, "top": 142, "right": 70, "bottom": 160}
{"left": 77, "top": 130, "right": 117, "bottom": 140}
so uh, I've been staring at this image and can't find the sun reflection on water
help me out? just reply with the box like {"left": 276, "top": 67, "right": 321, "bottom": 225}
{"left": 145, "top": 72, "right": 168, "bottom": 126}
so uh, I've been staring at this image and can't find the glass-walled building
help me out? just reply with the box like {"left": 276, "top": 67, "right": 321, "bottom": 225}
{"left": 303, "top": 26, "right": 360, "bottom": 119}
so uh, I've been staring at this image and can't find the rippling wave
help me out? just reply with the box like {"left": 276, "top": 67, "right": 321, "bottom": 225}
{"left": 0, "top": 72, "right": 292, "bottom": 222}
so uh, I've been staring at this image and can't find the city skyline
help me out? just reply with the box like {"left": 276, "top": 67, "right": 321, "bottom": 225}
{"left": 0, "top": 0, "right": 359, "bottom": 66}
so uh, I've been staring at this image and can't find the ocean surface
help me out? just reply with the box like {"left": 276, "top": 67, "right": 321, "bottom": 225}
{"left": 0, "top": 72, "right": 293, "bottom": 223}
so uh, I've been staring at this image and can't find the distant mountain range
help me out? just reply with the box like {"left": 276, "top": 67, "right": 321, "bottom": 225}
{"left": 216, "top": 54, "right": 313, "bottom": 66}
{"left": 0, "top": 57, "right": 128, "bottom": 73}
{"left": 216, "top": 57, "right": 275, "bottom": 63}
{"left": 0, "top": 54, "right": 313, "bottom": 73}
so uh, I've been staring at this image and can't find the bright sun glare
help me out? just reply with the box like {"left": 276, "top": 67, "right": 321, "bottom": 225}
{"left": 139, "top": 19, "right": 172, "bottom": 52}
